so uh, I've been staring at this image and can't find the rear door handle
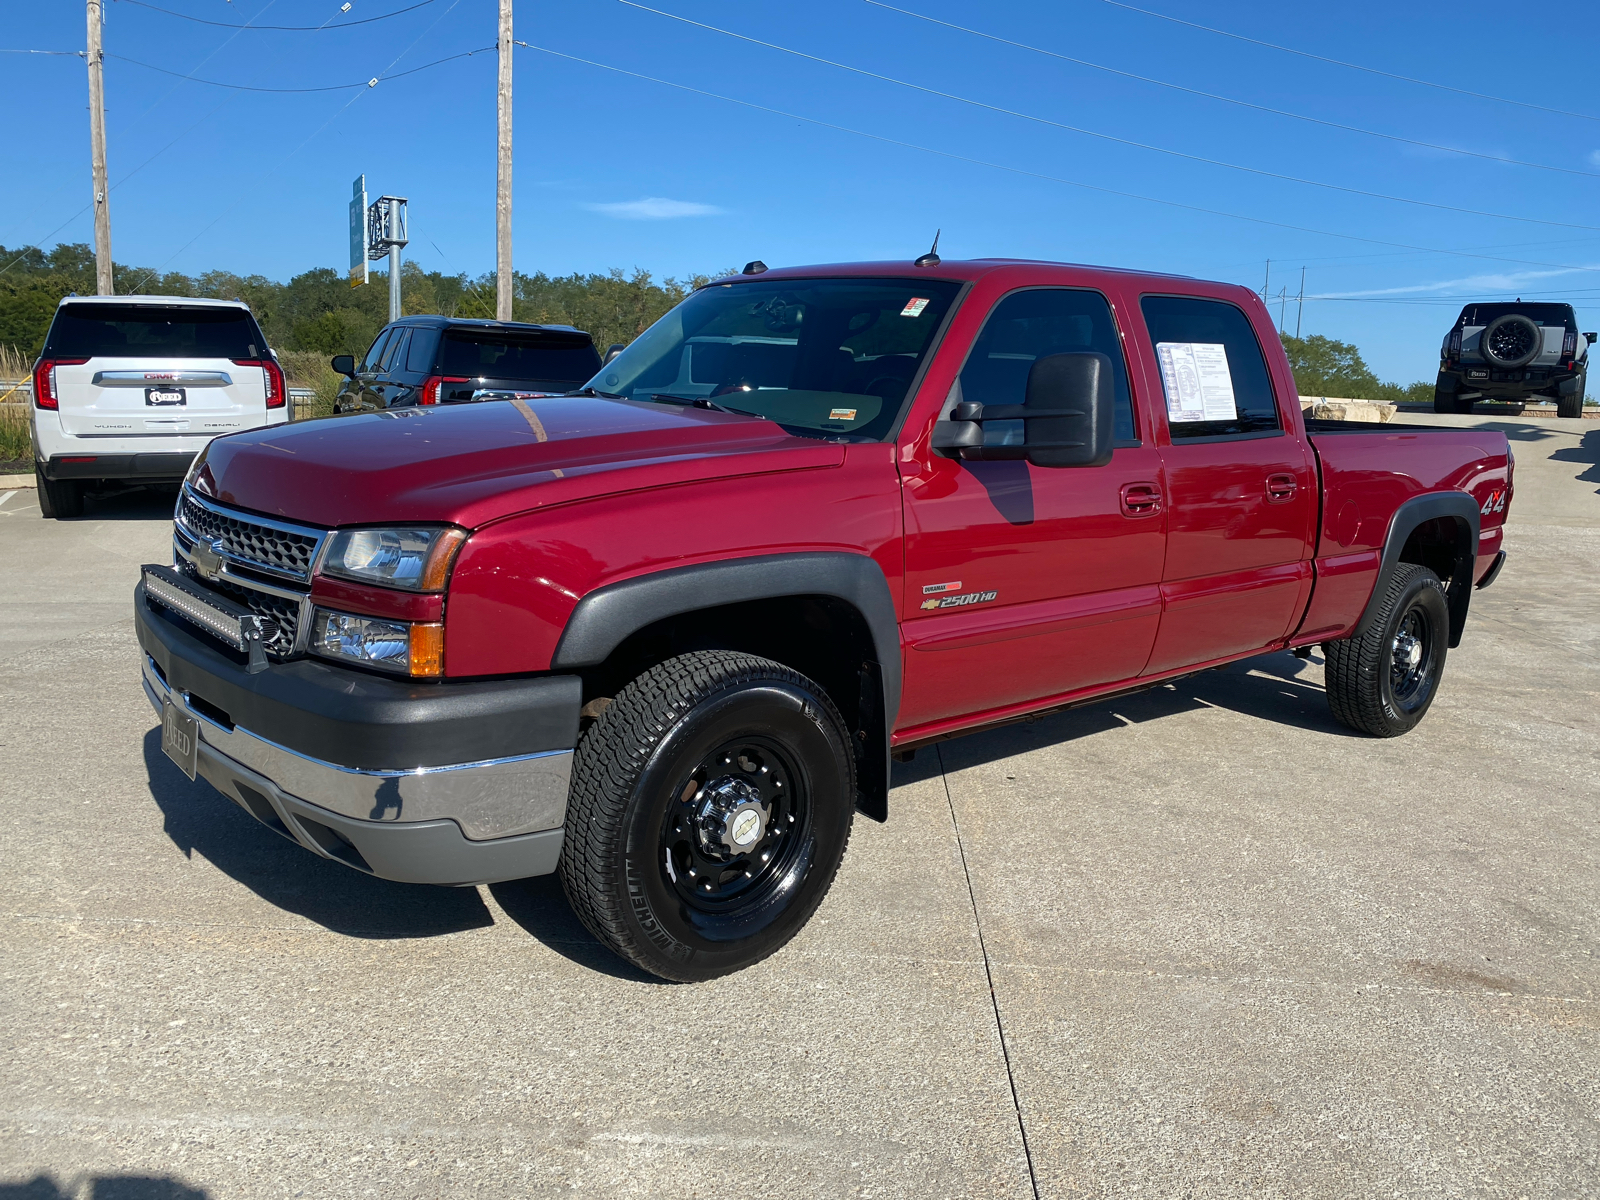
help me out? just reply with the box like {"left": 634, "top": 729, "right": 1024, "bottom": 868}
{"left": 1266, "top": 473, "right": 1298, "bottom": 503}
{"left": 1120, "top": 481, "right": 1163, "bottom": 517}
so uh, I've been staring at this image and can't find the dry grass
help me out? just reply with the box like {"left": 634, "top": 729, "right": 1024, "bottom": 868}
{"left": 277, "top": 350, "right": 342, "bottom": 420}
{"left": 0, "top": 344, "right": 31, "bottom": 466}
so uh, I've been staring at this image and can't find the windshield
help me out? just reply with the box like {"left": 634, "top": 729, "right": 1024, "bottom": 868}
{"left": 1457, "top": 303, "right": 1574, "bottom": 329}
{"left": 585, "top": 277, "right": 962, "bottom": 440}
{"left": 45, "top": 304, "right": 265, "bottom": 359}
{"left": 440, "top": 329, "right": 600, "bottom": 387}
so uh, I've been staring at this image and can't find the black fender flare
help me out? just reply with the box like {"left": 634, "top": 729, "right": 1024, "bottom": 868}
{"left": 551, "top": 552, "right": 902, "bottom": 821}
{"left": 1357, "top": 492, "right": 1480, "bottom": 648}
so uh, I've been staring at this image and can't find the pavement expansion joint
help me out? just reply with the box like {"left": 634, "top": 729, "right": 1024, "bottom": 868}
{"left": 936, "top": 743, "right": 1042, "bottom": 1200}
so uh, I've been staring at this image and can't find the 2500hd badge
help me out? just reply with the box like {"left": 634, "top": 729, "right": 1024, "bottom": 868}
{"left": 920, "top": 590, "right": 999, "bottom": 611}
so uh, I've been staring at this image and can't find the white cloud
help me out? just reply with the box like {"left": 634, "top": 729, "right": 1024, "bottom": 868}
{"left": 585, "top": 197, "right": 724, "bottom": 220}
{"left": 1311, "top": 265, "right": 1595, "bottom": 300}
{"left": 1589, "top": 149, "right": 1600, "bottom": 167}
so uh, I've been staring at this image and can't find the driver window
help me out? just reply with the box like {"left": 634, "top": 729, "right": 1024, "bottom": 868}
{"left": 360, "top": 329, "right": 393, "bottom": 373}
{"left": 959, "top": 288, "right": 1136, "bottom": 446}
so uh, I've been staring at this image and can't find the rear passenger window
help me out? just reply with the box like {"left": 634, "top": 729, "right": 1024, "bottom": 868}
{"left": 959, "top": 288, "right": 1137, "bottom": 446}
{"left": 1140, "top": 295, "right": 1281, "bottom": 439}
{"left": 406, "top": 327, "right": 441, "bottom": 374}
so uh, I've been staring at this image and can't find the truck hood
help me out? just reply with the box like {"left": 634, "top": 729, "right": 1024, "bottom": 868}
{"left": 192, "top": 395, "right": 844, "bottom": 528}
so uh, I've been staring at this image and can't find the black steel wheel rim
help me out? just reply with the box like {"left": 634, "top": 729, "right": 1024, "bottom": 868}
{"left": 658, "top": 735, "right": 812, "bottom": 916}
{"left": 1388, "top": 605, "right": 1435, "bottom": 708}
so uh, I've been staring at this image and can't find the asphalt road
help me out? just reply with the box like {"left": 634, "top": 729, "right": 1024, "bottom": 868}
{"left": 1, "top": 414, "right": 1595, "bottom": 1199}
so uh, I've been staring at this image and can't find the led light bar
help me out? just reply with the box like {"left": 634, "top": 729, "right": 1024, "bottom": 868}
{"left": 141, "top": 564, "right": 279, "bottom": 674}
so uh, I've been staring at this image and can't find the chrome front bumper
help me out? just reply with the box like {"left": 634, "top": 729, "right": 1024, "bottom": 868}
{"left": 142, "top": 654, "right": 571, "bottom": 885}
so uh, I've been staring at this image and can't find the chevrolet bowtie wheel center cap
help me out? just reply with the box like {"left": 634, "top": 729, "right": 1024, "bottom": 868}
{"left": 694, "top": 776, "right": 770, "bottom": 859}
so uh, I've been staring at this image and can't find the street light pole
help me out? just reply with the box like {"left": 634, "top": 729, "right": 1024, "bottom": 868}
{"left": 496, "top": 0, "right": 513, "bottom": 321}
{"left": 86, "top": 0, "right": 113, "bottom": 294}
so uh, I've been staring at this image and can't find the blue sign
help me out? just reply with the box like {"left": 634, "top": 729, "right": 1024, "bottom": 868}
{"left": 349, "top": 175, "right": 367, "bottom": 288}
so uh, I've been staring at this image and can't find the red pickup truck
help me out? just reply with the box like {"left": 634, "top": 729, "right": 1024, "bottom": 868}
{"left": 134, "top": 257, "right": 1512, "bottom": 981}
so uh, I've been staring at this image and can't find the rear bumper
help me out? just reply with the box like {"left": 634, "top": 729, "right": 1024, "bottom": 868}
{"left": 136, "top": 583, "right": 581, "bottom": 885}
{"left": 1439, "top": 365, "right": 1583, "bottom": 400}
{"left": 44, "top": 452, "right": 197, "bottom": 481}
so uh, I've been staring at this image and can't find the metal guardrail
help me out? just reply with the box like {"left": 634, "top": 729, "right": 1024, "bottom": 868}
{"left": 288, "top": 388, "right": 317, "bottom": 422}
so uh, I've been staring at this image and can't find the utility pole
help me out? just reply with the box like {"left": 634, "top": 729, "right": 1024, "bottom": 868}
{"left": 1261, "top": 259, "right": 1270, "bottom": 303}
{"left": 86, "top": 0, "right": 113, "bottom": 294}
{"left": 1295, "top": 267, "right": 1306, "bottom": 338}
{"left": 496, "top": 0, "right": 513, "bottom": 321}
{"left": 1278, "top": 287, "right": 1288, "bottom": 333}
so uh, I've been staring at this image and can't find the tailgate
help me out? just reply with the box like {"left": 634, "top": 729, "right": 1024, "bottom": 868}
{"left": 54, "top": 357, "right": 266, "bottom": 437}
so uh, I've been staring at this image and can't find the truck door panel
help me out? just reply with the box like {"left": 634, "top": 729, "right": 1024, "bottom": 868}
{"left": 899, "top": 287, "right": 1167, "bottom": 729}
{"left": 1133, "top": 295, "right": 1316, "bottom": 675}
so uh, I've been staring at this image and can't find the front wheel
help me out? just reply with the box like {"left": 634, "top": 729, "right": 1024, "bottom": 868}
{"left": 559, "top": 651, "right": 855, "bottom": 982}
{"left": 1324, "top": 563, "right": 1449, "bottom": 737}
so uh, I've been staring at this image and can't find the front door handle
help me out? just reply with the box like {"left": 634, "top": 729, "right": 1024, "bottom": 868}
{"left": 1120, "top": 481, "right": 1163, "bottom": 517}
{"left": 1266, "top": 473, "right": 1298, "bottom": 503}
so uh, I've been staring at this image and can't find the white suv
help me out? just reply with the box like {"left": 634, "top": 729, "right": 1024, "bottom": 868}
{"left": 30, "top": 295, "right": 287, "bottom": 518}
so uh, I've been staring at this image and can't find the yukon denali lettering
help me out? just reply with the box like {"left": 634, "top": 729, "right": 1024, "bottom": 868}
{"left": 132, "top": 257, "right": 1512, "bottom": 983}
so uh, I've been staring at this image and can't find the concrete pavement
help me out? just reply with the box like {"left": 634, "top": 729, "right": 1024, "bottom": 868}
{"left": 0, "top": 414, "right": 1595, "bottom": 1198}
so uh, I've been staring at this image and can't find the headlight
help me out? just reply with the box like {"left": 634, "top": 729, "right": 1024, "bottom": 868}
{"left": 311, "top": 609, "right": 445, "bottom": 677}
{"left": 321, "top": 527, "right": 466, "bottom": 592}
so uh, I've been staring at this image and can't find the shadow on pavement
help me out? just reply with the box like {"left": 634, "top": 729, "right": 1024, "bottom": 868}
{"left": 142, "top": 729, "right": 495, "bottom": 940}
{"left": 489, "top": 875, "right": 665, "bottom": 985}
{"left": 1549, "top": 427, "right": 1599, "bottom": 493}
{"left": 925, "top": 650, "right": 1354, "bottom": 774}
{"left": 56, "top": 485, "right": 181, "bottom": 522}
{"left": 0, "top": 1175, "right": 207, "bottom": 1199}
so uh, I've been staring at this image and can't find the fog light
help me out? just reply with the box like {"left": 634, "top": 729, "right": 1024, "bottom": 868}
{"left": 311, "top": 609, "right": 444, "bottom": 677}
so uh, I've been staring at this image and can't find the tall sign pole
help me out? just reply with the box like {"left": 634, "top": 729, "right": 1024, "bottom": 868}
{"left": 86, "top": 0, "right": 113, "bottom": 294}
{"left": 496, "top": 0, "right": 513, "bottom": 320}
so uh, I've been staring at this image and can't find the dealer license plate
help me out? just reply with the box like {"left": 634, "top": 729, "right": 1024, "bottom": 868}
{"left": 146, "top": 386, "right": 186, "bottom": 406}
{"left": 161, "top": 700, "right": 199, "bottom": 780}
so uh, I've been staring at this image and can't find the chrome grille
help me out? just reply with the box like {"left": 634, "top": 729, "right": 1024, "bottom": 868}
{"left": 178, "top": 489, "right": 320, "bottom": 580}
{"left": 178, "top": 561, "right": 301, "bottom": 658}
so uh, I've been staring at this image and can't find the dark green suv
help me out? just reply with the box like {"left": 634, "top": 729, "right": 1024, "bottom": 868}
{"left": 332, "top": 316, "right": 602, "bottom": 412}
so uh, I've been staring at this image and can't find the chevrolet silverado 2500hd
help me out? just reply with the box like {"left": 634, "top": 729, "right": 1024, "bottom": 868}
{"left": 134, "top": 258, "right": 1512, "bottom": 981}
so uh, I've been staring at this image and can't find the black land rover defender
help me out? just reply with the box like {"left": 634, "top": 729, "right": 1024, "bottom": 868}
{"left": 1435, "top": 301, "right": 1594, "bottom": 418}
{"left": 331, "top": 316, "right": 602, "bottom": 412}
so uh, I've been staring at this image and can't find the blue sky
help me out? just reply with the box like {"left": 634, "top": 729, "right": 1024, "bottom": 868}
{"left": 6, "top": 0, "right": 1599, "bottom": 384}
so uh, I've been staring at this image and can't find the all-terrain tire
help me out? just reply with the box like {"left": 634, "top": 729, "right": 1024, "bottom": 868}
{"left": 1557, "top": 388, "right": 1583, "bottom": 419}
{"left": 1433, "top": 387, "right": 1470, "bottom": 415}
{"left": 35, "top": 466, "right": 83, "bottom": 519}
{"left": 1324, "top": 563, "right": 1449, "bottom": 737}
{"left": 558, "top": 650, "right": 855, "bottom": 982}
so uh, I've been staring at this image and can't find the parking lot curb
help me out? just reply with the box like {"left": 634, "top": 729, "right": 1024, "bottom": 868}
{"left": 0, "top": 474, "right": 37, "bottom": 488}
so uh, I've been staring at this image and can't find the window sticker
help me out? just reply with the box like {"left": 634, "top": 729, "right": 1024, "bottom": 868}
{"left": 900, "top": 297, "right": 931, "bottom": 318}
{"left": 827, "top": 407, "right": 858, "bottom": 421}
{"left": 1155, "top": 342, "right": 1238, "bottom": 423}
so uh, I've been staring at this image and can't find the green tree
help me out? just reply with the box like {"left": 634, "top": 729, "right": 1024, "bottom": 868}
{"left": 1280, "top": 333, "right": 1431, "bottom": 403}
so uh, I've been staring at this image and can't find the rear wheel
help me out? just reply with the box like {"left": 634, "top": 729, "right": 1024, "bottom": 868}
{"left": 35, "top": 466, "right": 83, "bottom": 519}
{"left": 559, "top": 651, "right": 855, "bottom": 982}
{"left": 1324, "top": 563, "right": 1449, "bottom": 737}
{"left": 1432, "top": 387, "right": 1470, "bottom": 414}
{"left": 1557, "top": 379, "right": 1584, "bottom": 419}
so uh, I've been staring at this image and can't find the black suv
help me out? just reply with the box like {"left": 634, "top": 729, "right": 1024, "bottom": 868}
{"left": 1435, "top": 301, "right": 1594, "bottom": 418}
{"left": 332, "top": 316, "right": 604, "bottom": 412}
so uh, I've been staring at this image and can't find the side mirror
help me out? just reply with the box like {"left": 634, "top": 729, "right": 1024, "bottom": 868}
{"left": 331, "top": 354, "right": 356, "bottom": 377}
{"left": 1586, "top": 332, "right": 1597, "bottom": 345}
{"left": 603, "top": 343, "right": 626, "bottom": 364}
{"left": 931, "top": 352, "right": 1114, "bottom": 468}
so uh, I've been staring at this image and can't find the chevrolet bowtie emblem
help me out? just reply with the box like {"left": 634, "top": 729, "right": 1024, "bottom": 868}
{"left": 192, "top": 539, "right": 225, "bottom": 581}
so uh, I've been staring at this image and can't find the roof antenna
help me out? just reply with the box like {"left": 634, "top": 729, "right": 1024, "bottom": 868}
{"left": 743, "top": 260, "right": 768, "bottom": 275}
{"left": 914, "top": 229, "right": 941, "bottom": 268}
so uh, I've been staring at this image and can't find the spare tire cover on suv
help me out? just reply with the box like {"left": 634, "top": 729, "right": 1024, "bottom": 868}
{"left": 1480, "top": 313, "right": 1543, "bottom": 368}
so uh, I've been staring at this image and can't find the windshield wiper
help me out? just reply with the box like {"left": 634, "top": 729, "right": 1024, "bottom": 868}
{"left": 650, "top": 393, "right": 763, "bottom": 418}
{"left": 565, "top": 385, "right": 624, "bottom": 399}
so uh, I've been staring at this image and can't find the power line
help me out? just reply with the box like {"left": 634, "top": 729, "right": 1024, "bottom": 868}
{"left": 120, "top": 0, "right": 470, "bottom": 292}
{"left": 1101, "top": 0, "right": 1600, "bottom": 125}
{"left": 106, "top": 45, "right": 492, "bottom": 92}
{"left": 618, "top": 1, "right": 1600, "bottom": 233}
{"left": 0, "top": 49, "right": 84, "bottom": 56}
{"left": 519, "top": 43, "right": 1600, "bottom": 278}
{"left": 864, "top": 1, "right": 1600, "bottom": 181}
{"left": 113, "top": 0, "right": 441, "bottom": 30}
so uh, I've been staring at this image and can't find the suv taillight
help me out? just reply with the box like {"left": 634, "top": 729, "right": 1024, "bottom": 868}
{"left": 232, "top": 358, "right": 286, "bottom": 409}
{"left": 420, "top": 375, "right": 469, "bottom": 405}
{"left": 1447, "top": 328, "right": 1462, "bottom": 360}
{"left": 31, "top": 358, "right": 88, "bottom": 410}
{"left": 1562, "top": 329, "right": 1577, "bottom": 358}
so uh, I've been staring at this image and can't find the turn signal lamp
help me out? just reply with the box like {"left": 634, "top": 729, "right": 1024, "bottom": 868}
{"left": 231, "top": 358, "right": 286, "bottom": 409}
{"left": 311, "top": 611, "right": 445, "bottom": 677}
{"left": 32, "top": 358, "right": 88, "bottom": 410}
